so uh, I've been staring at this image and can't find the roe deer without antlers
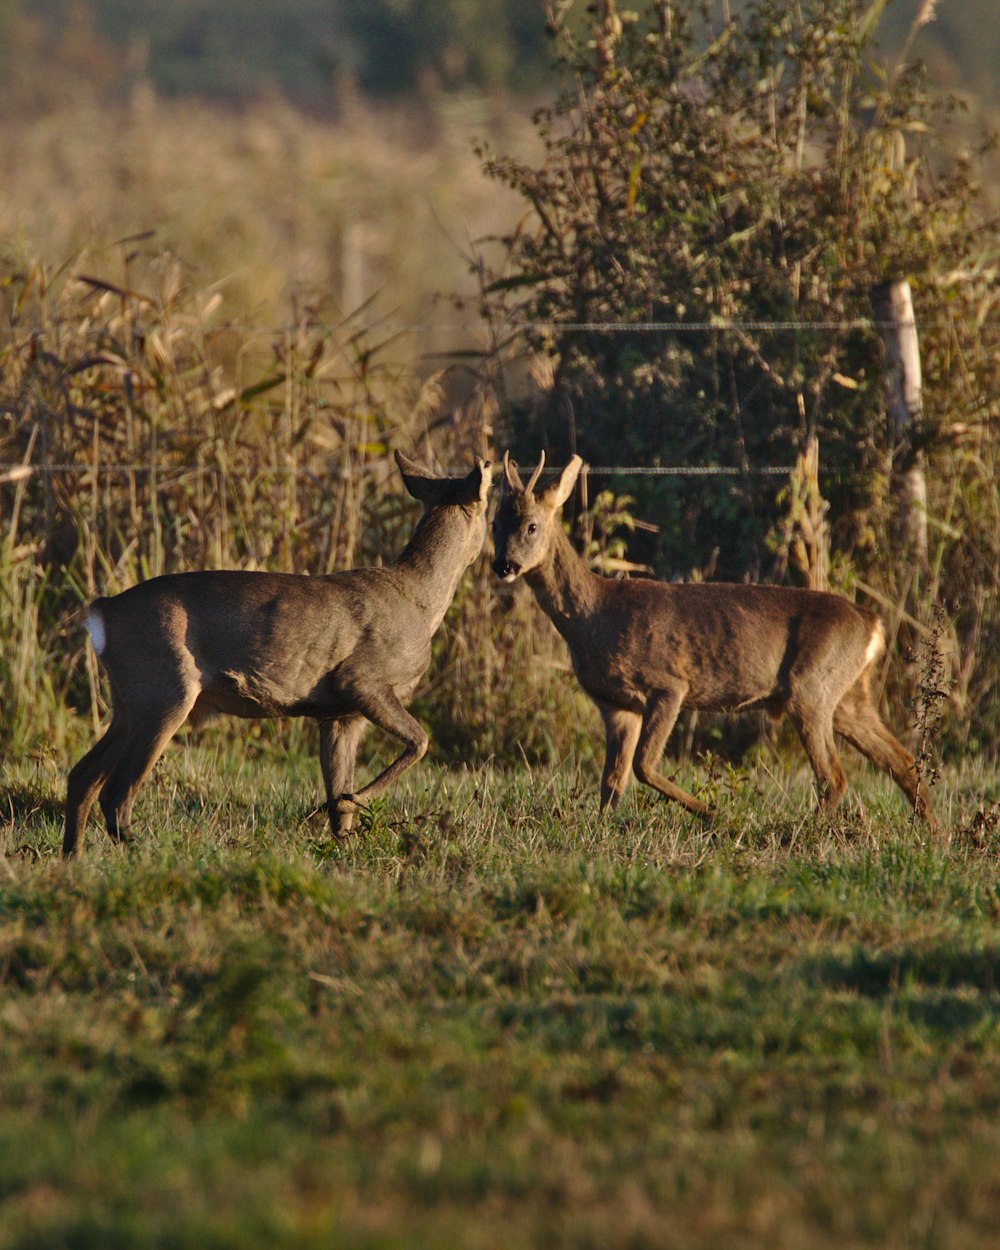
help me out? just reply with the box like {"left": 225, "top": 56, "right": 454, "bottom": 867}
{"left": 63, "top": 452, "right": 492, "bottom": 857}
{"left": 492, "top": 451, "right": 937, "bottom": 829}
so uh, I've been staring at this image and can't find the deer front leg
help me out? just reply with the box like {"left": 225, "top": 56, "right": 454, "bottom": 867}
{"left": 634, "top": 687, "right": 714, "bottom": 818}
{"left": 332, "top": 686, "right": 429, "bottom": 822}
{"left": 319, "top": 716, "right": 367, "bottom": 837}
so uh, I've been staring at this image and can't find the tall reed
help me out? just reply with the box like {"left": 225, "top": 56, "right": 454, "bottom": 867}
{"left": 0, "top": 248, "right": 591, "bottom": 768}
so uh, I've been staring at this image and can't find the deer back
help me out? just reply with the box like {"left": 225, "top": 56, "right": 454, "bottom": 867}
{"left": 493, "top": 450, "right": 884, "bottom": 715}
{"left": 88, "top": 454, "right": 491, "bottom": 718}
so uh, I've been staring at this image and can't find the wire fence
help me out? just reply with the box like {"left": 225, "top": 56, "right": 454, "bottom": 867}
{"left": 0, "top": 461, "right": 799, "bottom": 481}
{"left": 0, "top": 309, "right": 946, "bottom": 485}
{"left": 0, "top": 316, "right": 945, "bottom": 339}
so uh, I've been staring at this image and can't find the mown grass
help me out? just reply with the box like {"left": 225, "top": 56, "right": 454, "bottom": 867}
{"left": 2, "top": 740, "right": 999, "bottom": 1249}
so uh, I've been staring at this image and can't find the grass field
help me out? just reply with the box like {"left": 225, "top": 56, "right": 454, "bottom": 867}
{"left": 2, "top": 738, "right": 999, "bottom": 1249}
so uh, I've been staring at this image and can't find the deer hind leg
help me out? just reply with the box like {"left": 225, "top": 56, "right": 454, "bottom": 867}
{"left": 319, "top": 715, "right": 367, "bottom": 837}
{"left": 332, "top": 686, "right": 428, "bottom": 821}
{"left": 633, "top": 688, "right": 713, "bottom": 817}
{"left": 598, "top": 705, "right": 642, "bottom": 812}
{"left": 834, "top": 681, "right": 939, "bottom": 831}
{"left": 63, "top": 711, "right": 128, "bottom": 857}
{"left": 97, "top": 691, "right": 197, "bottom": 844}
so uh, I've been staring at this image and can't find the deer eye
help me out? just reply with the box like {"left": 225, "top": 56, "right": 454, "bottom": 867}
{"left": 526, "top": 522, "right": 538, "bottom": 536}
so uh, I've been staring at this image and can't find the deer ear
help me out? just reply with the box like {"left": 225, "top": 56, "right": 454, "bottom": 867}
{"left": 541, "top": 455, "right": 584, "bottom": 509}
{"left": 395, "top": 450, "right": 492, "bottom": 508}
{"left": 460, "top": 456, "right": 492, "bottom": 507}
{"left": 395, "top": 450, "right": 449, "bottom": 505}
{"left": 478, "top": 457, "right": 493, "bottom": 504}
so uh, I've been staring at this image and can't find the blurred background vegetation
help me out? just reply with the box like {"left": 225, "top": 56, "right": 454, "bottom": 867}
{"left": 4, "top": 0, "right": 1000, "bottom": 108}
{"left": 1, "top": 0, "right": 998, "bottom": 775}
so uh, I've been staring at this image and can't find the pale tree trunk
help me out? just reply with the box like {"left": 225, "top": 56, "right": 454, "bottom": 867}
{"left": 872, "top": 278, "right": 929, "bottom": 577}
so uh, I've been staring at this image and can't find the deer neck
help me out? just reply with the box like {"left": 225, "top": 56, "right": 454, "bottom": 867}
{"left": 526, "top": 523, "right": 602, "bottom": 635}
{"left": 394, "top": 506, "right": 477, "bottom": 630}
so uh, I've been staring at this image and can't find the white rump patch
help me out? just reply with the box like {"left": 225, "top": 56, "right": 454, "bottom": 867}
{"left": 86, "top": 607, "right": 107, "bottom": 656}
{"left": 865, "top": 620, "right": 885, "bottom": 668}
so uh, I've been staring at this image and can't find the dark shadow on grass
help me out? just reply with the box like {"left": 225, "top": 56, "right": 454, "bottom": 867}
{"left": 802, "top": 943, "right": 999, "bottom": 998}
{"left": 1, "top": 782, "right": 63, "bottom": 856}
{"left": 0, "top": 782, "right": 63, "bottom": 826}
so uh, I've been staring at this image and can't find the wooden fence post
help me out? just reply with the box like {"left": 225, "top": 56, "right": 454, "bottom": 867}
{"left": 872, "top": 278, "right": 929, "bottom": 576}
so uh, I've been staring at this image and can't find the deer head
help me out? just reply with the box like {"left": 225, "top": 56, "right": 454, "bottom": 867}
{"left": 397, "top": 450, "right": 492, "bottom": 571}
{"left": 492, "top": 450, "right": 584, "bottom": 582}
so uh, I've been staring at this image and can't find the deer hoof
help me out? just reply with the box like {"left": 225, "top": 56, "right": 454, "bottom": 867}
{"left": 327, "top": 795, "right": 363, "bottom": 840}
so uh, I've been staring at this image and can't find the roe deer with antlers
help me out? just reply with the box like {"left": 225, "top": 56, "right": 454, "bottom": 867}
{"left": 493, "top": 452, "right": 937, "bottom": 829}
{"left": 63, "top": 452, "right": 492, "bottom": 857}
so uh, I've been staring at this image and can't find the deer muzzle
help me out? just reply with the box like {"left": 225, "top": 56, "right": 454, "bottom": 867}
{"left": 493, "top": 557, "right": 521, "bottom": 582}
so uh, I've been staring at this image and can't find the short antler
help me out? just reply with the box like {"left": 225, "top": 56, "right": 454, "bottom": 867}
{"left": 524, "top": 451, "right": 546, "bottom": 496}
{"left": 501, "top": 450, "right": 522, "bottom": 492}
{"left": 502, "top": 450, "right": 546, "bottom": 496}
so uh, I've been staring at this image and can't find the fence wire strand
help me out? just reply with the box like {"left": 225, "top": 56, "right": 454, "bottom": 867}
{"left": 1, "top": 462, "right": 797, "bottom": 479}
{"left": 0, "top": 316, "right": 967, "bottom": 340}
{"left": 2, "top": 312, "right": 940, "bottom": 483}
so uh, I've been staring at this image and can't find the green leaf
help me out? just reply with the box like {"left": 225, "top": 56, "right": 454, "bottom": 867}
{"left": 626, "top": 157, "right": 643, "bottom": 216}
{"left": 856, "top": 0, "right": 891, "bottom": 44}
{"left": 484, "top": 272, "right": 548, "bottom": 293}
{"left": 238, "top": 373, "right": 286, "bottom": 402}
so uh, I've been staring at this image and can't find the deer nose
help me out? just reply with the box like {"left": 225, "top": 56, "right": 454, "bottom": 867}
{"left": 493, "top": 558, "right": 520, "bottom": 580}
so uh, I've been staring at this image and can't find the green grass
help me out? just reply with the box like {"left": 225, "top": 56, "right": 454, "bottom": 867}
{"left": 2, "top": 739, "right": 1000, "bottom": 1249}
